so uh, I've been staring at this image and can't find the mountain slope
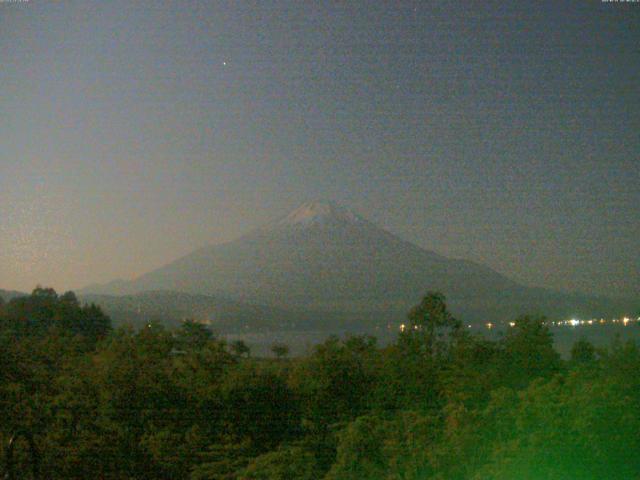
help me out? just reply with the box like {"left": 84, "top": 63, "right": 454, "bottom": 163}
{"left": 89, "top": 203, "right": 516, "bottom": 307}
{"left": 83, "top": 202, "right": 635, "bottom": 322}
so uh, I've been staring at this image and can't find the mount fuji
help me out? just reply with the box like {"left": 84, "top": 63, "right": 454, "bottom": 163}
{"left": 83, "top": 202, "right": 632, "bottom": 324}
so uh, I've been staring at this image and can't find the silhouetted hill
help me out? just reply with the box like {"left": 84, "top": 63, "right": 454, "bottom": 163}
{"left": 0, "top": 289, "right": 26, "bottom": 302}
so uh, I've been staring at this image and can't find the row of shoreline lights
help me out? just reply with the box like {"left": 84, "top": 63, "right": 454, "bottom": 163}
{"left": 482, "top": 316, "right": 639, "bottom": 330}
{"left": 398, "top": 317, "right": 639, "bottom": 332}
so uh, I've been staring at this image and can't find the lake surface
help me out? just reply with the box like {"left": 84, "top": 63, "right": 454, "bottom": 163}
{"left": 223, "top": 323, "right": 640, "bottom": 358}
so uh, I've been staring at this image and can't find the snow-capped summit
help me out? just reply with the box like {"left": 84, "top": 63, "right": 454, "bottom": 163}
{"left": 276, "top": 201, "right": 366, "bottom": 227}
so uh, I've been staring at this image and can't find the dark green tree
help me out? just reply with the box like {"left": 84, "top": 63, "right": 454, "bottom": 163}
{"left": 239, "top": 446, "right": 321, "bottom": 480}
{"left": 176, "top": 319, "right": 214, "bottom": 351}
{"left": 271, "top": 342, "right": 289, "bottom": 360}
{"left": 289, "top": 335, "right": 379, "bottom": 430}
{"left": 221, "top": 363, "right": 299, "bottom": 449}
{"left": 570, "top": 338, "right": 596, "bottom": 365}
{"left": 190, "top": 437, "right": 252, "bottom": 480}
{"left": 402, "top": 292, "right": 461, "bottom": 357}
{"left": 230, "top": 340, "right": 251, "bottom": 358}
{"left": 500, "top": 315, "right": 561, "bottom": 389}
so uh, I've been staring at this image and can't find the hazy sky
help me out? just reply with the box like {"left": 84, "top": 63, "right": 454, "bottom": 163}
{"left": 1, "top": 0, "right": 638, "bottom": 297}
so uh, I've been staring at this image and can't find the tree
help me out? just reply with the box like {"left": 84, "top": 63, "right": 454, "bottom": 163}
{"left": 475, "top": 369, "right": 640, "bottom": 479}
{"left": 324, "top": 415, "right": 387, "bottom": 480}
{"left": 220, "top": 363, "right": 299, "bottom": 449}
{"left": 176, "top": 320, "right": 214, "bottom": 351}
{"left": 402, "top": 292, "right": 461, "bottom": 357}
{"left": 239, "top": 446, "right": 320, "bottom": 480}
{"left": 326, "top": 411, "right": 439, "bottom": 480}
{"left": 442, "top": 331, "right": 503, "bottom": 409}
{"left": 500, "top": 315, "right": 561, "bottom": 389}
{"left": 288, "top": 335, "right": 379, "bottom": 430}
{"left": 77, "top": 303, "right": 112, "bottom": 345}
{"left": 59, "top": 291, "right": 79, "bottom": 306}
{"left": 85, "top": 324, "right": 182, "bottom": 478}
{"left": 2, "top": 288, "right": 111, "bottom": 346}
{"left": 190, "top": 438, "right": 253, "bottom": 480}
{"left": 271, "top": 343, "right": 289, "bottom": 360}
{"left": 570, "top": 338, "right": 596, "bottom": 365}
{"left": 230, "top": 340, "right": 251, "bottom": 358}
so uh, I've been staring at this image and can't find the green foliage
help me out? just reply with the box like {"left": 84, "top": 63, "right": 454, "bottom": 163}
{"left": 230, "top": 339, "right": 251, "bottom": 358}
{"left": 442, "top": 331, "right": 503, "bottom": 408}
{"left": 570, "top": 337, "right": 596, "bottom": 364}
{"left": 325, "top": 414, "right": 391, "bottom": 480}
{"left": 270, "top": 342, "right": 289, "bottom": 359}
{"left": 190, "top": 438, "right": 253, "bottom": 480}
{"left": 402, "top": 292, "right": 461, "bottom": 356}
{"left": 371, "top": 342, "right": 439, "bottom": 412}
{"left": 324, "top": 411, "right": 440, "bottom": 480}
{"left": 1, "top": 287, "right": 111, "bottom": 347}
{"left": 220, "top": 363, "right": 299, "bottom": 449}
{"left": 239, "top": 445, "right": 320, "bottom": 480}
{"left": 175, "top": 320, "right": 214, "bottom": 351}
{"left": 500, "top": 315, "right": 561, "bottom": 389}
{"left": 475, "top": 367, "right": 640, "bottom": 479}
{"left": 1, "top": 288, "right": 640, "bottom": 479}
{"left": 289, "top": 335, "right": 379, "bottom": 430}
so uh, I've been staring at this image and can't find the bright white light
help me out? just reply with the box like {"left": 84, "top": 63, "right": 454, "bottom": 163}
{"left": 509, "top": 322, "right": 516, "bottom": 327}
{"left": 569, "top": 319, "right": 580, "bottom": 327}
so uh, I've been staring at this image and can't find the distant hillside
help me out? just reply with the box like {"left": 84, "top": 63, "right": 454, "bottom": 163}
{"left": 83, "top": 202, "right": 637, "bottom": 324}
{"left": 79, "top": 290, "right": 367, "bottom": 334}
{"left": 0, "top": 289, "right": 26, "bottom": 302}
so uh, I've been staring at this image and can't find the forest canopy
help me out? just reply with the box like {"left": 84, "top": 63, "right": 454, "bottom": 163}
{"left": 1, "top": 289, "right": 639, "bottom": 479}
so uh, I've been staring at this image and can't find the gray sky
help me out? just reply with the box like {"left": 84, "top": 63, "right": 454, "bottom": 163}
{"left": 1, "top": 0, "right": 638, "bottom": 297}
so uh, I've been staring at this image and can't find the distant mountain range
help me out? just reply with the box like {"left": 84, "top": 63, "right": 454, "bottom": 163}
{"left": 81, "top": 202, "right": 637, "bottom": 327}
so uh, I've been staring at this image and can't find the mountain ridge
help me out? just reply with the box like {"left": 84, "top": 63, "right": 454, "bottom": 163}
{"left": 81, "top": 202, "right": 636, "bottom": 323}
